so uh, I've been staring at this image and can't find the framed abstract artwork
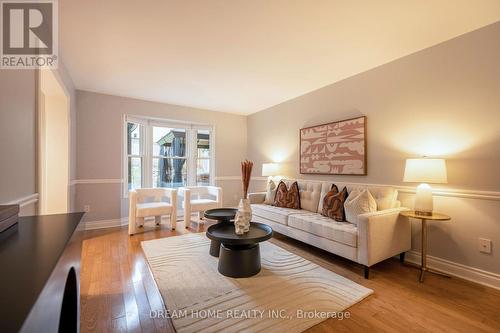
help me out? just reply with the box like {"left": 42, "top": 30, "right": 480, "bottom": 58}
{"left": 300, "top": 116, "right": 367, "bottom": 175}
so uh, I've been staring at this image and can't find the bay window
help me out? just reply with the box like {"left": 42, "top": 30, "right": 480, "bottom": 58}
{"left": 152, "top": 126, "right": 187, "bottom": 188}
{"left": 126, "top": 122, "right": 144, "bottom": 190}
{"left": 123, "top": 116, "right": 214, "bottom": 196}
{"left": 196, "top": 129, "right": 211, "bottom": 186}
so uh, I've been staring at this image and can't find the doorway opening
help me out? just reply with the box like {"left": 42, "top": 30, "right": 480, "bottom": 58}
{"left": 38, "top": 69, "right": 70, "bottom": 215}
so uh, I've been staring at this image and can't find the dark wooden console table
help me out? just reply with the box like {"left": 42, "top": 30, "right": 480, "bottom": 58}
{"left": 0, "top": 212, "right": 85, "bottom": 333}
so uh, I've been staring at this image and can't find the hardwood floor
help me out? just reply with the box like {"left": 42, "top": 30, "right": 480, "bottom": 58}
{"left": 80, "top": 220, "right": 500, "bottom": 333}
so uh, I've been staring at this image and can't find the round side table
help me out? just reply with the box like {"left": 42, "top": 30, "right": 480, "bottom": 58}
{"left": 206, "top": 222, "right": 273, "bottom": 278}
{"left": 204, "top": 208, "right": 237, "bottom": 257}
{"left": 400, "top": 210, "right": 451, "bottom": 282}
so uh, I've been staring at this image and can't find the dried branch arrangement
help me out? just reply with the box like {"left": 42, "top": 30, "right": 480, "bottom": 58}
{"left": 241, "top": 160, "right": 254, "bottom": 199}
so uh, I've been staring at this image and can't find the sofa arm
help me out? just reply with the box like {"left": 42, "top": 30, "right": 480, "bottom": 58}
{"left": 248, "top": 192, "right": 266, "bottom": 204}
{"left": 161, "top": 188, "right": 177, "bottom": 202}
{"left": 128, "top": 190, "right": 138, "bottom": 235}
{"left": 166, "top": 188, "right": 177, "bottom": 208}
{"left": 357, "top": 207, "right": 411, "bottom": 267}
{"left": 207, "top": 186, "right": 223, "bottom": 205}
{"left": 161, "top": 187, "right": 177, "bottom": 195}
{"left": 169, "top": 190, "right": 177, "bottom": 225}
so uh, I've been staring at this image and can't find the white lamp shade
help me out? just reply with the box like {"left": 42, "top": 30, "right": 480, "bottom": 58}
{"left": 262, "top": 163, "right": 281, "bottom": 176}
{"left": 403, "top": 158, "right": 447, "bottom": 184}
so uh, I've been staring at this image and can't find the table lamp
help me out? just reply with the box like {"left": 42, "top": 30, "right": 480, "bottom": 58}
{"left": 262, "top": 163, "right": 281, "bottom": 177}
{"left": 403, "top": 158, "right": 447, "bottom": 216}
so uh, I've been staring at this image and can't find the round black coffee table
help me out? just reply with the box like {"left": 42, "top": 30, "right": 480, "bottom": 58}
{"left": 204, "top": 208, "right": 238, "bottom": 257}
{"left": 206, "top": 222, "right": 273, "bottom": 278}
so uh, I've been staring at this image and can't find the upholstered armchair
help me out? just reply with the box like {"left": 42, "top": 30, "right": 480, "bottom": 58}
{"left": 179, "top": 186, "right": 223, "bottom": 228}
{"left": 128, "top": 188, "right": 177, "bottom": 235}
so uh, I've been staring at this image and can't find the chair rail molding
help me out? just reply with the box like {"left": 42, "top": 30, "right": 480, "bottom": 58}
{"left": 4, "top": 193, "right": 39, "bottom": 207}
{"left": 70, "top": 179, "right": 123, "bottom": 185}
{"left": 247, "top": 177, "right": 500, "bottom": 201}
{"left": 216, "top": 176, "right": 267, "bottom": 181}
{"left": 214, "top": 176, "right": 243, "bottom": 181}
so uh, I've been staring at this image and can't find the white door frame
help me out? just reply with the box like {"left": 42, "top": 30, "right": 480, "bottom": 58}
{"left": 37, "top": 68, "right": 71, "bottom": 214}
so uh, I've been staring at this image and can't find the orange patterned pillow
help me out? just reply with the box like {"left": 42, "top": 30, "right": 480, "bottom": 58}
{"left": 321, "top": 185, "right": 348, "bottom": 221}
{"left": 273, "top": 181, "right": 301, "bottom": 209}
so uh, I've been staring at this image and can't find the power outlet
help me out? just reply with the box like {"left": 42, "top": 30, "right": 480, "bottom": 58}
{"left": 478, "top": 238, "right": 492, "bottom": 254}
{"left": 83, "top": 205, "right": 90, "bottom": 213}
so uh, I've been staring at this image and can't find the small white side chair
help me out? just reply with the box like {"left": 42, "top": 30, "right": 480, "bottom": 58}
{"left": 179, "top": 186, "right": 223, "bottom": 228}
{"left": 128, "top": 188, "right": 177, "bottom": 235}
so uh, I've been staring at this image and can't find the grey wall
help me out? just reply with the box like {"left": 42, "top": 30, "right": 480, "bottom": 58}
{"left": 75, "top": 91, "right": 247, "bottom": 223}
{"left": 4, "top": 21, "right": 497, "bottom": 280}
{"left": 249, "top": 22, "right": 500, "bottom": 191}
{"left": 0, "top": 70, "right": 37, "bottom": 211}
{"left": 0, "top": 62, "right": 77, "bottom": 215}
{"left": 247, "top": 23, "right": 500, "bottom": 275}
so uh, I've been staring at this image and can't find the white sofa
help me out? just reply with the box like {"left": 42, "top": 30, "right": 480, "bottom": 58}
{"left": 248, "top": 179, "right": 411, "bottom": 278}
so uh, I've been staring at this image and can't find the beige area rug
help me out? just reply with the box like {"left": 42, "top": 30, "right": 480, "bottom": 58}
{"left": 141, "top": 233, "right": 373, "bottom": 333}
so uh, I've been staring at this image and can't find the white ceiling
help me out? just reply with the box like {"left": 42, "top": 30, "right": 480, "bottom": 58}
{"left": 60, "top": 0, "right": 500, "bottom": 115}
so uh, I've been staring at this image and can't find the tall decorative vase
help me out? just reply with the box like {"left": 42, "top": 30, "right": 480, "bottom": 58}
{"left": 234, "top": 198, "right": 251, "bottom": 235}
{"left": 235, "top": 159, "right": 253, "bottom": 235}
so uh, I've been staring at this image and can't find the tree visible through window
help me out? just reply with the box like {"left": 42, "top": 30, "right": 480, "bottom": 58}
{"left": 127, "top": 122, "right": 142, "bottom": 190}
{"left": 196, "top": 130, "right": 211, "bottom": 185}
{"left": 124, "top": 118, "right": 213, "bottom": 194}
{"left": 153, "top": 127, "right": 187, "bottom": 188}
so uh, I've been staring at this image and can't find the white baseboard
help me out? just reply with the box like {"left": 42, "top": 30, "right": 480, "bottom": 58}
{"left": 404, "top": 250, "right": 500, "bottom": 290}
{"left": 84, "top": 217, "right": 128, "bottom": 230}
{"left": 83, "top": 216, "right": 185, "bottom": 230}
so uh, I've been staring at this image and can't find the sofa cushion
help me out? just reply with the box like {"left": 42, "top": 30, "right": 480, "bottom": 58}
{"left": 344, "top": 188, "right": 377, "bottom": 225}
{"left": 136, "top": 202, "right": 172, "bottom": 218}
{"left": 319, "top": 182, "right": 398, "bottom": 212}
{"left": 321, "top": 185, "right": 348, "bottom": 221}
{"left": 188, "top": 199, "right": 219, "bottom": 209}
{"left": 281, "top": 180, "right": 322, "bottom": 212}
{"left": 251, "top": 204, "right": 307, "bottom": 225}
{"left": 288, "top": 213, "right": 358, "bottom": 247}
{"left": 273, "top": 181, "right": 301, "bottom": 209}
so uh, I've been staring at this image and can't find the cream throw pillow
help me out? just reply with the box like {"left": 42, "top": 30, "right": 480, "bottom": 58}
{"left": 344, "top": 189, "right": 377, "bottom": 225}
{"left": 370, "top": 187, "right": 398, "bottom": 211}
{"left": 264, "top": 179, "right": 277, "bottom": 204}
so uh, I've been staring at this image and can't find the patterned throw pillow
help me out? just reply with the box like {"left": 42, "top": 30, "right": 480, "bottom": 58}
{"left": 273, "top": 181, "right": 301, "bottom": 209}
{"left": 321, "top": 185, "right": 348, "bottom": 221}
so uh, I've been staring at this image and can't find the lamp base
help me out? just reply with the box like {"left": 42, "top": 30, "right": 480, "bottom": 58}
{"left": 414, "top": 210, "right": 432, "bottom": 217}
{"left": 414, "top": 183, "right": 434, "bottom": 216}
